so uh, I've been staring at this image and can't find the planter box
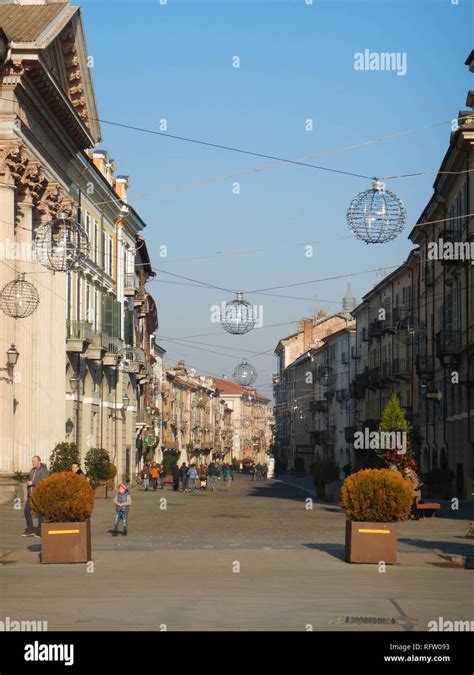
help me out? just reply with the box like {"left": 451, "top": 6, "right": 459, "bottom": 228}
{"left": 40, "top": 520, "right": 92, "bottom": 564}
{"left": 94, "top": 485, "right": 108, "bottom": 499}
{"left": 345, "top": 520, "right": 397, "bottom": 565}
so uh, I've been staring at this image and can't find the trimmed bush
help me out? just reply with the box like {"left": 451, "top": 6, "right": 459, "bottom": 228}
{"left": 162, "top": 452, "right": 177, "bottom": 476}
{"left": 49, "top": 442, "right": 79, "bottom": 473}
{"left": 30, "top": 472, "right": 94, "bottom": 522}
{"left": 84, "top": 448, "right": 113, "bottom": 488}
{"left": 340, "top": 468, "right": 413, "bottom": 523}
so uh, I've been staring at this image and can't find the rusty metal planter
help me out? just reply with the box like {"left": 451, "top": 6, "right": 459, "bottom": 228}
{"left": 40, "top": 520, "right": 91, "bottom": 564}
{"left": 345, "top": 520, "right": 397, "bottom": 564}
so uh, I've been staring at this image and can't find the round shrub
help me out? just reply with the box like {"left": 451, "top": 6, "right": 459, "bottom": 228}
{"left": 340, "top": 468, "right": 413, "bottom": 523}
{"left": 84, "top": 448, "right": 112, "bottom": 487}
{"left": 49, "top": 442, "right": 79, "bottom": 473}
{"left": 30, "top": 472, "right": 94, "bottom": 522}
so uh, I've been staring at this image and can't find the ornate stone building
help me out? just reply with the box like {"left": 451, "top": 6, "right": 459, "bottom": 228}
{"left": 0, "top": 0, "right": 157, "bottom": 499}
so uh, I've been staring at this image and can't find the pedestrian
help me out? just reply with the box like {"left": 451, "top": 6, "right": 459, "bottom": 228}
{"left": 262, "top": 463, "right": 268, "bottom": 480}
{"left": 158, "top": 463, "right": 165, "bottom": 490}
{"left": 223, "top": 463, "right": 232, "bottom": 490}
{"left": 70, "top": 462, "right": 85, "bottom": 476}
{"left": 255, "top": 463, "right": 262, "bottom": 481}
{"left": 149, "top": 462, "right": 159, "bottom": 491}
{"left": 199, "top": 465, "right": 208, "bottom": 490}
{"left": 142, "top": 463, "right": 150, "bottom": 491}
{"left": 403, "top": 465, "right": 421, "bottom": 520}
{"left": 208, "top": 463, "right": 219, "bottom": 491}
{"left": 112, "top": 483, "right": 131, "bottom": 536}
{"left": 172, "top": 464, "right": 180, "bottom": 492}
{"left": 180, "top": 462, "right": 188, "bottom": 493}
{"left": 23, "top": 455, "right": 49, "bottom": 538}
{"left": 187, "top": 464, "right": 198, "bottom": 494}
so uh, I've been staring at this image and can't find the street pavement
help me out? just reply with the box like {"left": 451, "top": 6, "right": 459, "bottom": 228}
{"left": 0, "top": 474, "right": 472, "bottom": 631}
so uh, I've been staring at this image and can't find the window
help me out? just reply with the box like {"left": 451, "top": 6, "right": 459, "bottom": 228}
{"left": 86, "top": 282, "right": 91, "bottom": 324}
{"left": 85, "top": 213, "right": 91, "bottom": 258}
{"left": 108, "top": 236, "right": 113, "bottom": 277}
{"left": 102, "top": 231, "right": 106, "bottom": 270}
{"left": 94, "top": 288, "right": 99, "bottom": 331}
{"left": 93, "top": 220, "right": 98, "bottom": 263}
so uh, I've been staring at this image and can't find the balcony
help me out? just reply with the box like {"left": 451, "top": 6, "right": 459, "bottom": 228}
{"left": 391, "top": 306, "right": 412, "bottom": 328}
{"left": 369, "top": 319, "right": 386, "bottom": 338}
{"left": 85, "top": 331, "right": 106, "bottom": 361}
{"left": 136, "top": 409, "right": 153, "bottom": 427}
{"left": 311, "top": 400, "right": 328, "bottom": 413}
{"left": 436, "top": 330, "right": 462, "bottom": 359}
{"left": 368, "top": 367, "right": 382, "bottom": 388}
{"left": 349, "top": 382, "right": 365, "bottom": 400}
{"left": 312, "top": 429, "right": 334, "bottom": 445}
{"left": 355, "top": 369, "right": 370, "bottom": 387}
{"left": 382, "top": 362, "right": 392, "bottom": 379}
{"left": 66, "top": 320, "right": 92, "bottom": 353}
{"left": 392, "top": 358, "right": 411, "bottom": 379}
{"left": 124, "top": 273, "right": 138, "bottom": 295}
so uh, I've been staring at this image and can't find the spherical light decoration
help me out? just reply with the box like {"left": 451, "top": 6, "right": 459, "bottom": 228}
{"left": 233, "top": 359, "right": 257, "bottom": 387}
{"left": 242, "top": 417, "right": 251, "bottom": 429}
{"left": 395, "top": 318, "right": 426, "bottom": 346}
{"left": 34, "top": 216, "right": 89, "bottom": 272}
{"left": 0, "top": 273, "right": 40, "bottom": 318}
{"left": 318, "top": 364, "right": 336, "bottom": 387}
{"left": 221, "top": 292, "right": 256, "bottom": 335}
{"left": 347, "top": 180, "right": 406, "bottom": 244}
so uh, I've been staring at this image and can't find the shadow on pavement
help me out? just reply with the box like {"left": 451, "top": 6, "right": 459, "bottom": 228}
{"left": 303, "top": 542, "right": 346, "bottom": 561}
{"left": 398, "top": 538, "right": 474, "bottom": 558}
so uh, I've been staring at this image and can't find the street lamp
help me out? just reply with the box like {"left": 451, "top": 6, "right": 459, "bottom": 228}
{"left": 123, "top": 393, "right": 130, "bottom": 409}
{"left": 0, "top": 344, "right": 19, "bottom": 383}
{"left": 69, "top": 373, "right": 79, "bottom": 392}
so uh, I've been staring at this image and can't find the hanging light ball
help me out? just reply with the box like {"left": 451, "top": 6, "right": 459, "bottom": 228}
{"left": 242, "top": 417, "right": 251, "bottom": 429}
{"left": 34, "top": 216, "right": 89, "bottom": 272}
{"left": 233, "top": 359, "right": 257, "bottom": 387}
{"left": 0, "top": 273, "right": 40, "bottom": 318}
{"left": 318, "top": 364, "right": 336, "bottom": 387}
{"left": 221, "top": 292, "right": 256, "bottom": 335}
{"left": 347, "top": 180, "right": 406, "bottom": 244}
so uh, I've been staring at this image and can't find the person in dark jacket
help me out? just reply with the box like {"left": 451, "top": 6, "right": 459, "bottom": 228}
{"left": 23, "top": 456, "right": 49, "bottom": 537}
{"left": 208, "top": 463, "right": 219, "bottom": 491}
{"left": 180, "top": 462, "right": 188, "bottom": 493}
{"left": 172, "top": 465, "right": 180, "bottom": 491}
{"left": 71, "top": 462, "right": 85, "bottom": 476}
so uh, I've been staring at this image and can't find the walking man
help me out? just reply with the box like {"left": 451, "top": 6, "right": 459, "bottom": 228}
{"left": 187, "top": 464, "right": 198, "bottom": 494}
{"left": 223, "top": 463, "right": 232, "bottom": 490}
{"left": 23, "top": 455, "right": 49, "bottom": 537}
{"left": 208, "top": 463, "right": 219, "bottom": 491}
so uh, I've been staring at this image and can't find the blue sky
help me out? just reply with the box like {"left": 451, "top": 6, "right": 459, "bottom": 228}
{"left": 80, "top": 0, "right": 472, "bottom": 396}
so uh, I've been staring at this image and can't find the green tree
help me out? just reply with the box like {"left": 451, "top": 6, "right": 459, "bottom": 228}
{"left": 162, "top": 452, "right": 177, "bottom": 475}
{"left": 379, "top": 394, "right": 409, "bottom": 433}
{"left": 49, "top": 442, "right": 79, "bottom": 473}
{"left": 84, "top": 447, "right": 112, "bottom": 487}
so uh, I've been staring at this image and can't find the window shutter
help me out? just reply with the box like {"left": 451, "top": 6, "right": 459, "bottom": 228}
{"left": 103, "top": 295, "right": 114, "bottom": 336}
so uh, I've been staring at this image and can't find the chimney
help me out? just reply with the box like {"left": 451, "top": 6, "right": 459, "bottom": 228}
{"left": 303, "top": 318, "right": 313, "bottom": 351}
{"left": 115, "top": 175, "right": 130, "bottom": 203}
{"left": 88, "top": 150, "right": 116, "bottom": 187}
{"left": 177, "top": 360, "right": 186, "bottom": 371}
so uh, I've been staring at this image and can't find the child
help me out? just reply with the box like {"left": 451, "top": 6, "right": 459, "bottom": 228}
{"left": 112, "top": 483, "right": 131, "bottom": 536}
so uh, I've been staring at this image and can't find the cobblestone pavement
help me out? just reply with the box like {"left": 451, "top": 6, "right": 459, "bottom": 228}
{"left": 0, "top": 475, "right": 472, "bottom": 630}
